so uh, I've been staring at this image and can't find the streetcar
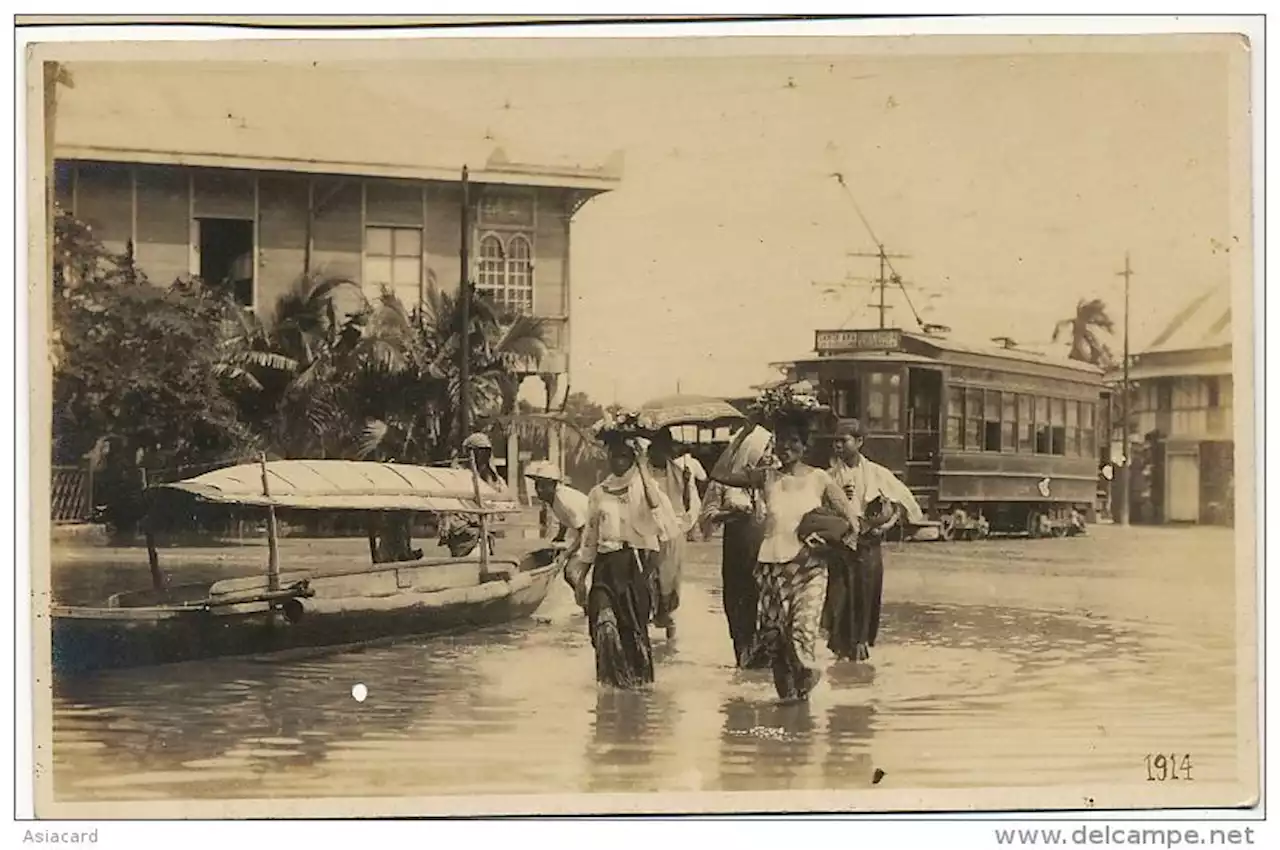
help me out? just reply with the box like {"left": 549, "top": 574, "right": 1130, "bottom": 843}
{"left": 776, "top": 326, "right": 1107, "bottom": 540}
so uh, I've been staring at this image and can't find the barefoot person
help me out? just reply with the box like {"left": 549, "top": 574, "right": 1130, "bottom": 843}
{"left": 699, "top": 477, "right": 766, "bottom": 669}
{"left": 710, "top": 383, "right": 862, "bottom": 701}
{"left": 823, "top": 418, "right": 926, "bottom": 662}
{"left": 643, "top": 429, "right": 698, "bottom": 638}
{"left": 569, "top": 413, "right": 680, "bottom": 690}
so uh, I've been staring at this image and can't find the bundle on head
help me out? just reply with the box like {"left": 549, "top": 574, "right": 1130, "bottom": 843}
{"left": 748, "top": 380, "right": 827, "bottom": 423}
{"left": 589, "top": 408, "right": 658, "bottom": 445}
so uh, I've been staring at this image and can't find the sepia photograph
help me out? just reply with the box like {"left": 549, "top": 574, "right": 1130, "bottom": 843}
{"left": 20, "top": 16, "right": 1261, "bottom": 822}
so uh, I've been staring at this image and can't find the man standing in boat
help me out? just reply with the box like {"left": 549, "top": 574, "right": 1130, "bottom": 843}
{"left": 439, "top": 432, "right": 510, "bottom": 558}
{"left": 525, "top": 460, "right": 590, "bottom": 592}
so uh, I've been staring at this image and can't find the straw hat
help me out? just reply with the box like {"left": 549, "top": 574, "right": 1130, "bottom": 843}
{"left": 524, "top": 461, "right": 562, "bottom": 483}
{"left": 462, "top": 432, "right": 493, "bottom": 450}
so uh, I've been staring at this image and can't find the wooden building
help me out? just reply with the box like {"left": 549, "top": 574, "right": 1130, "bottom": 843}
{"left": 1108, "top": 285, "right": 1234, "bottom": 525}
{"left": 51, "top": 61, "right": 623, "bottom": 493}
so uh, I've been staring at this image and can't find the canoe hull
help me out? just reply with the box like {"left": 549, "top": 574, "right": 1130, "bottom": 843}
{"left": 52, "top": 561, "right": 562, "bottom": 676}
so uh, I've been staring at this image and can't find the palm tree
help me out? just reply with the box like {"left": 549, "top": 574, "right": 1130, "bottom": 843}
{"left": 1052, "top": 298, "right": 1116, "bottom": 367}
{"left": 356, "top": 283, "right": 554, "bottom": 463}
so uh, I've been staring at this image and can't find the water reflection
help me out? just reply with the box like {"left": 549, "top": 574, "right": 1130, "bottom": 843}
{"left": 50, "top": 532, "right": 1241, "bottom": 803}
{"left": 718, "top": 697, "right": 819, "bottom": 791}
{"left": 822, "top": 702, "right": 877, "bottom": 788}
{"left": 585, "top": 688, "right": 679, "bottom": 793}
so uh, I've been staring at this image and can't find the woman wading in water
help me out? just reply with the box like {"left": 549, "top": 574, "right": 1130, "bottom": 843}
{"left": 566, "top": 411, "right": 679, "bottom": 690}
{"left": 711, "top": 383, "right": 862, "bottom": 701}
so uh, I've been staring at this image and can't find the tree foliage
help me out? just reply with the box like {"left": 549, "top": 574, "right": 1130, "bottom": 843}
{"left": 49, "top": 206, "right": 617, "bottom": 533}
{"left": 51, "top": 208, "right": 260, "bottom": 531}
{"left": 1052, "top": 298, "right": 1116, "bottom": 368}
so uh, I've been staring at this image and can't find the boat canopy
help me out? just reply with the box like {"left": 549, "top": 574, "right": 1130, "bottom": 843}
{"left": 157, "top": 460, "right": 520, "bottom": 514}
{"left": 639, "top": 394, "right": 747, "bottom": 429}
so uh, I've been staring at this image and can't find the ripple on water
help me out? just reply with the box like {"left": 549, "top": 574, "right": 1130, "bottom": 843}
{"left": 50, "top": 543, "right": 1240, "bottom": 803}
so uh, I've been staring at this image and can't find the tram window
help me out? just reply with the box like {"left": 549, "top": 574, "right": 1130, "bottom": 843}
{"left": 984, "top": 390, "right": 1002, "bottom": 452}
{"left": 1001, "top": 392, "right": 1017, "bottom": 453}
{"left": 965, "top": 387, "right": 983, "bottom": 451}
{"left": 1018, "top": 394, "right": 1034, "bottom": 453}
{"left": 1065, "top": 399, "right": 1079, "bottom": 456}
{"left": 1050, "top": 398, "right": 1067, "bottom": 455}
{"left": 887, "top": 373, "right": 902, "bottom": 432}
{"left": 945, "top": 387, "right": 964, "bottom": 448}
{"left": 1034, "top": 396, "right": 1051, "bottom": 454}
{"left": 1081, "top": 401, "right": 1096, "bottom": 457}
{"left": 868, "top": 373, "right": 886, "bottom": 431}
{"left": 833, "top": 383, "right": 859, "bottom": 419}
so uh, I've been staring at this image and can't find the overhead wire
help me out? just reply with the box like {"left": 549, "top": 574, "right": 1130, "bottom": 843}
{"left": 829, "top": 172, "right": 928, "bottom": 330}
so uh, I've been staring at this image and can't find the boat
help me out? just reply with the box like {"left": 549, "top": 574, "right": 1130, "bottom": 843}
{"left": 51, "top": 457, "right": 564, "bottom": 676}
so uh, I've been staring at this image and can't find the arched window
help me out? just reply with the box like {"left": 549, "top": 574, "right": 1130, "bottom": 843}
{"left": 505, "top": 235, "right": 533, "bottom": 315}
{"left": 476, "top": 233, "right": 506, "bottom": 305}
{"left": 474, "top": 231, "right": 534, "bottom": 315}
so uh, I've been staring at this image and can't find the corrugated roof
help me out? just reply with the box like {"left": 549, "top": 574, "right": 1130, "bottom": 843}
{"left": 905, "top": 332, "right": 1102, "bottom": 373}
{"left": 53, "top": 61, "right": 623, "bottom": 191}
{"left": 160, "top": 460, "right": 519, "bottom": 513}
{"left": 784, "top": 330, "right": 1100, "bottom": 375}
{"left": 1142, "top": 283, "right": 1232, "bottom": 354}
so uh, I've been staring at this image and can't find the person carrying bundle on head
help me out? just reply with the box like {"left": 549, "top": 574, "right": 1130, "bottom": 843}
{"left": 711, "top": 382, "right": 863, "bottom": 702}
{"left": 571, "top": 411, "right": 681, "bottom": 690}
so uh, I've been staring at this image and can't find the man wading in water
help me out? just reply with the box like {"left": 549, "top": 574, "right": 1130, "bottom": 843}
{"left": 822, "top": 418, "right": 925, "bottom": 662}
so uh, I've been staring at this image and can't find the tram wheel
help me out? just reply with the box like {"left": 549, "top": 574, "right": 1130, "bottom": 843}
{"left": 1026, "top": 511, "right": 1045, "bottom": 539}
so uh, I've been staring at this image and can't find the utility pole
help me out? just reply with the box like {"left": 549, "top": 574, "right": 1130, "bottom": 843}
{"left": 459, "top": 166, "right": 472, "bottom": 438}
{"left": 848, "top": 244, "right": 910, "bottom": 329}
{"left": 1116, "top": 252, "right": 1134, "bottom": 527}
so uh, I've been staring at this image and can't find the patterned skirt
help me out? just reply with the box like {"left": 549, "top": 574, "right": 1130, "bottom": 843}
{"left": 744, "top": 558, "right": 829, "bottom": 700}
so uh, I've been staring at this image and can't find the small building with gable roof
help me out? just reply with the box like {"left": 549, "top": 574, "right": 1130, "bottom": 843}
{"left": 1107, "top": 284, "right": 1234, "bottom": 525}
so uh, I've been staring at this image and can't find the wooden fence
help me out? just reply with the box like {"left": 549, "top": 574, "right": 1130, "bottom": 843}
{"left": 51, "top": 465, "right": 92, "bottom": 523}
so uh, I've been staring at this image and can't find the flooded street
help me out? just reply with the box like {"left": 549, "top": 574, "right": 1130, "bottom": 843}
{"left": 49, "top": 524, "right": 1240, "bottom": 803}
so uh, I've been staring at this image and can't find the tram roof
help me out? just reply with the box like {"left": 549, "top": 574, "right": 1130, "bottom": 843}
{"left": 786, "top": 328, "right": 1105, "bottom": 378}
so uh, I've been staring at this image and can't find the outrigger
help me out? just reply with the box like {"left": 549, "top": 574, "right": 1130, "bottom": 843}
{"left": 51, "top": 455, "right": 562, "bottom": 675}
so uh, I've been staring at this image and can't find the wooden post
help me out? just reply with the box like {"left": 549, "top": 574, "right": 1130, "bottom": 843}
{"left": 459, "top": 166, "right": 472, "bottom": 438}
{"left": 140, "top": 467, "right": 165, "bottom": 592}
{"left": 506, "top": 429, "right": 521, "bottom": 502}
{"left": 467, "top": 452, "right": 490, "bottom": 570}
{"left": 259, "top": 453, "right": 280, "bottom": 592}
{"left": 83, "top": 457, "right": 94, "bottom": 521}
{"left": 1117, "top": 253, "right": 1133, "bottom": 527}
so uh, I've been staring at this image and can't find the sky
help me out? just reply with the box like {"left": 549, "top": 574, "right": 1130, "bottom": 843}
{"left": 419, "top": 43, "right": 1243, "bottom": 406}
{"left": 55, "top": 37, "right": 1247, "bottom": 408}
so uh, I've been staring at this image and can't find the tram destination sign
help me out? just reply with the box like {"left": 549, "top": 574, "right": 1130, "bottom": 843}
{"left": 814, "top": 328, "right": 904, "bottom": 354}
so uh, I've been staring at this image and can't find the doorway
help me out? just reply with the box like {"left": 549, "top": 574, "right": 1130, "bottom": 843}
{"left": 1166, "top": 451, "right": 1201, "bottom": 523}
{"left": 196, "top": 217, "right": 254, "bottom": 307}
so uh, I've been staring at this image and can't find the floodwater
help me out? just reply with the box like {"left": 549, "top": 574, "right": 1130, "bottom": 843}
{"left": 48, "top": 525, "right": 1242, "bottom": 803}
